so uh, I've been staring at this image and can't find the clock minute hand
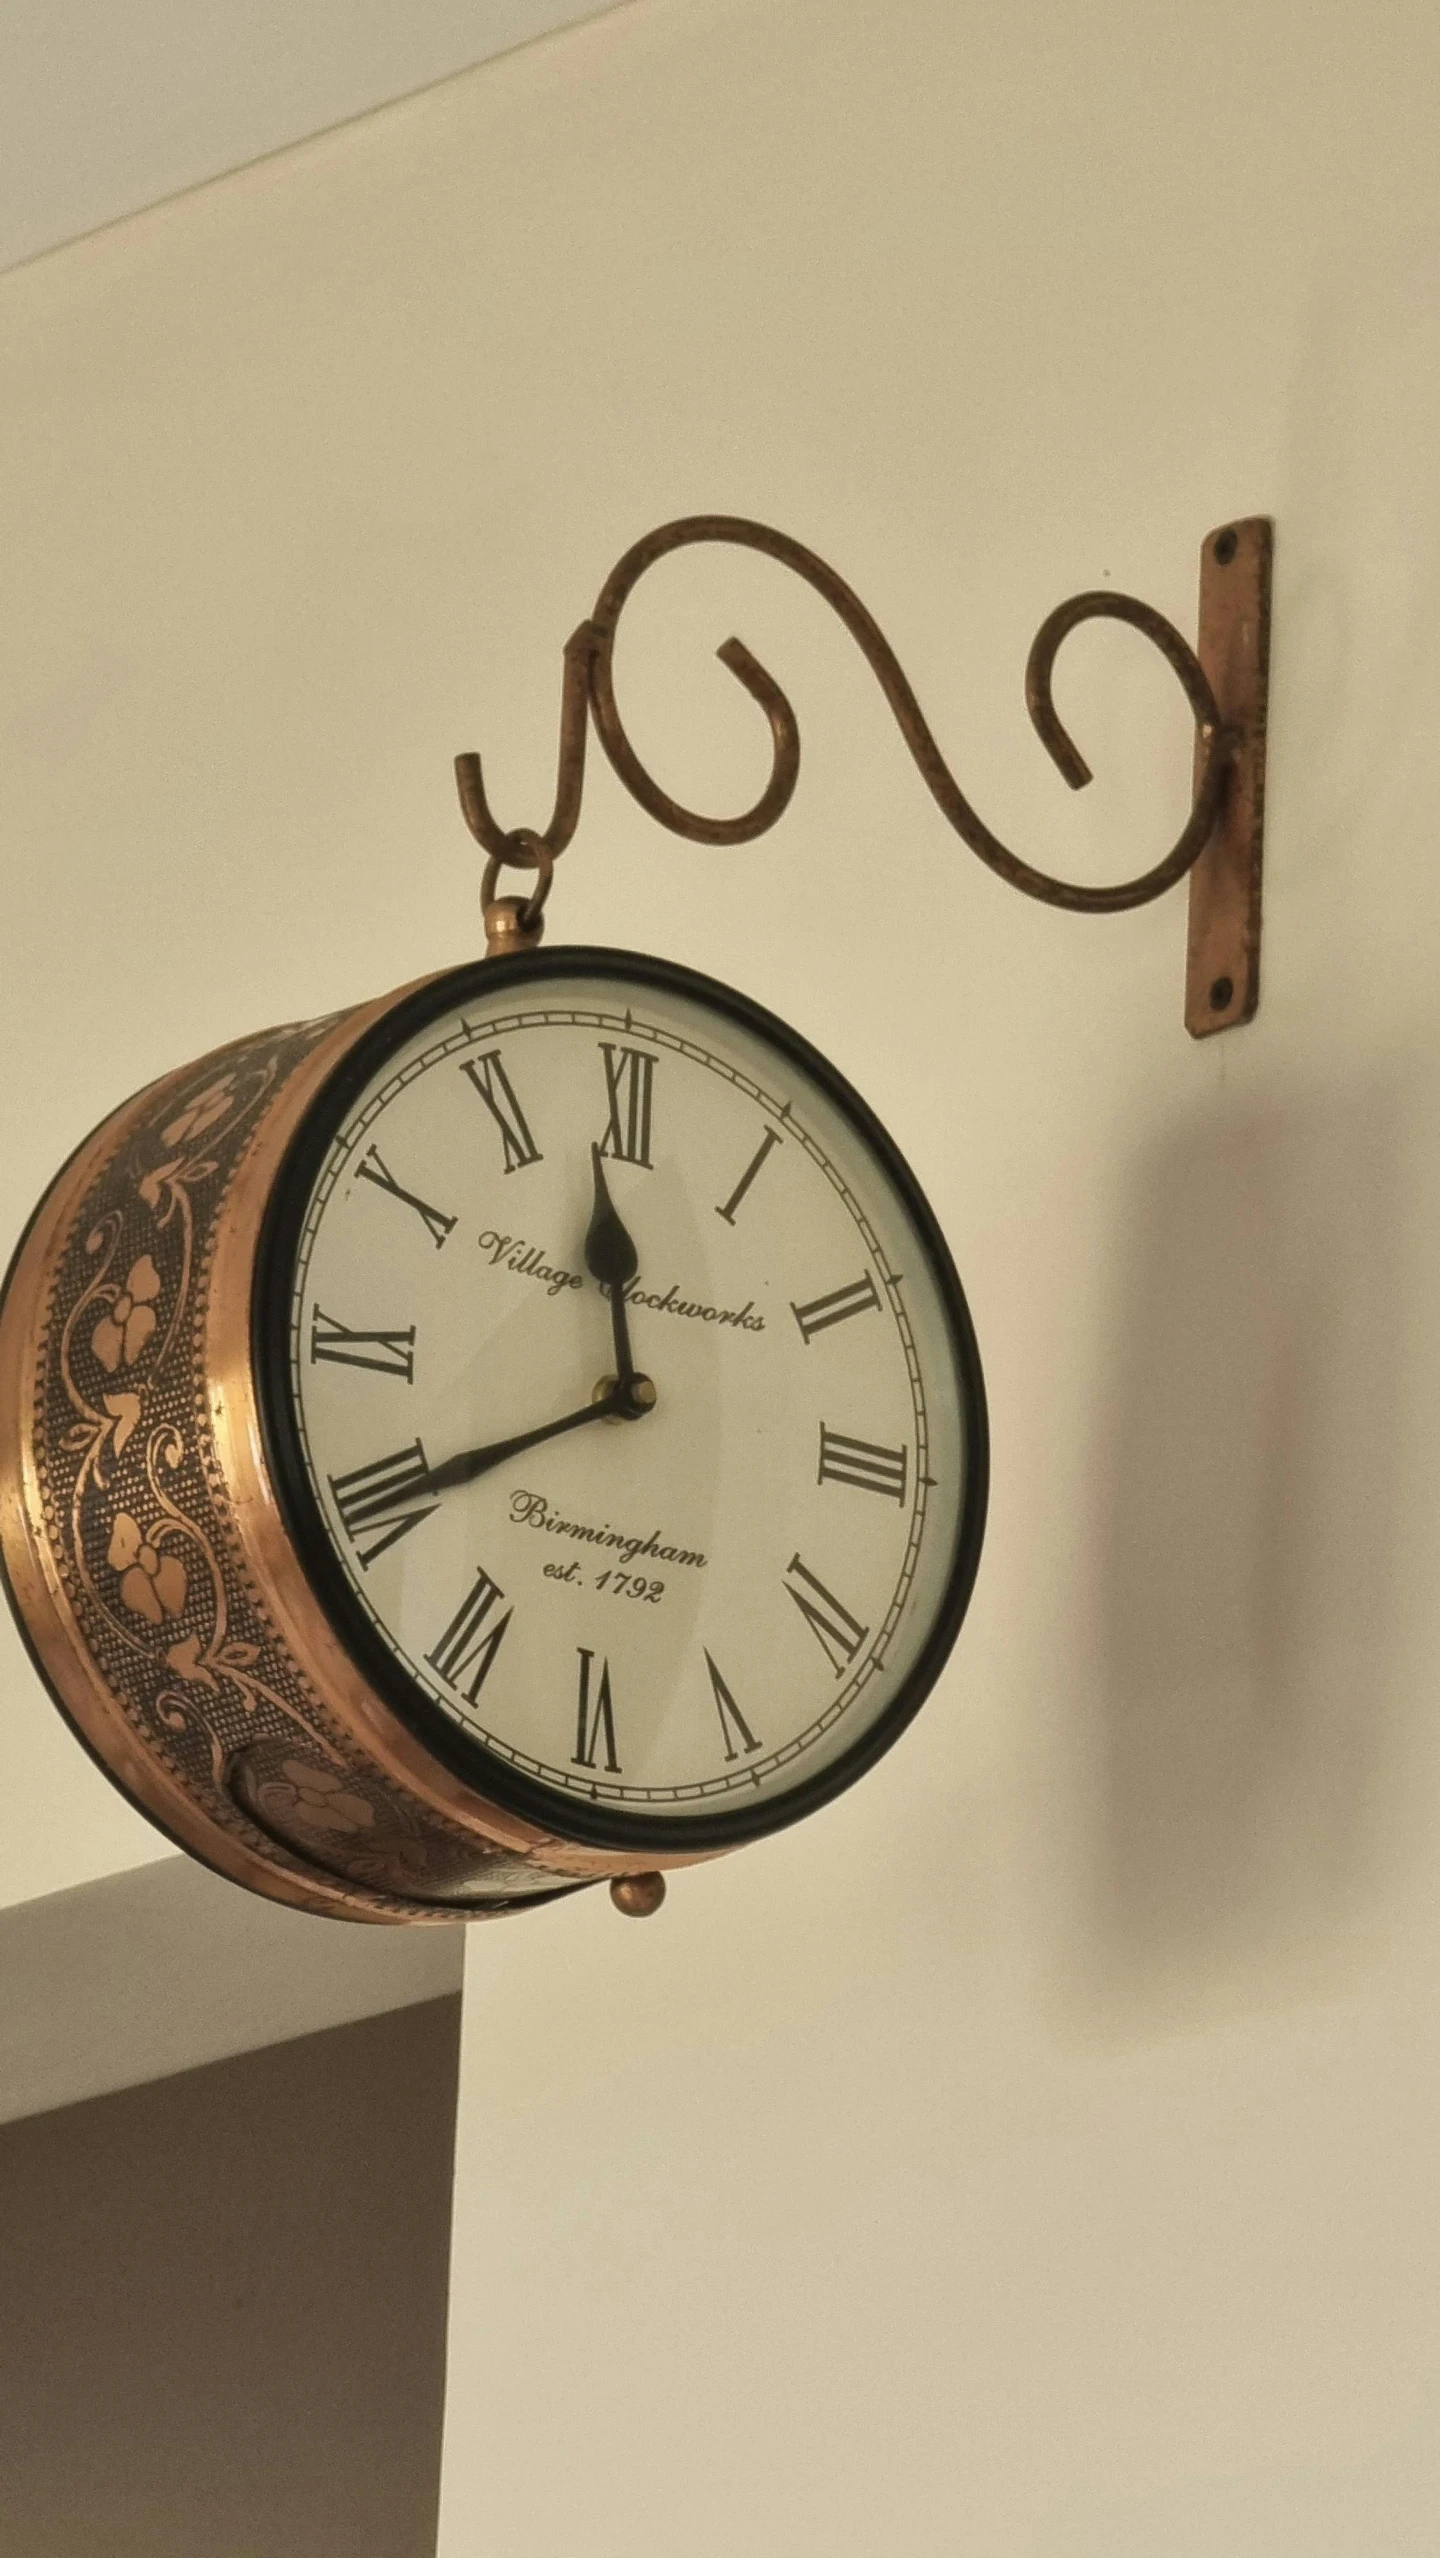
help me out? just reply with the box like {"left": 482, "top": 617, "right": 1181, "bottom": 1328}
{"left": 425, "top": 1386, "right": 630, "bottom": 1495}
{"left": 585, "top": 1143, "right": 642, "bottom": 1400}
{"left": 428, "top": 1150, "right": 655, "bottom": 1496}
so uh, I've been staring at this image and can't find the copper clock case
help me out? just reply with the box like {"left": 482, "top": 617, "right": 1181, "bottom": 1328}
{"left": 0, "top": 949, "right": 987, "bottom": 1924}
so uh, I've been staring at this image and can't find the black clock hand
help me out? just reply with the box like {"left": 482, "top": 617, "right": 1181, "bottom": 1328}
{"left": 430, "top": 1149, "right": 656, "bottom": 1495}
{"left": 425, "top": 1384, "right": 635, "bottom": 1495}
{"left": 585, "top": 1144, "right": 641, "bottom": 1398}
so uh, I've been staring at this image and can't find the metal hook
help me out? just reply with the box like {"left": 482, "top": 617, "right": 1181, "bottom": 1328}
{"left": 455, "top": 512, "right": 1270, "bottom": 1029}
{"left": 583, "top": 516, "right": 1230, "bottom": 912}
{"left": 456, "top": 621, "right": 597, "bottom": 865}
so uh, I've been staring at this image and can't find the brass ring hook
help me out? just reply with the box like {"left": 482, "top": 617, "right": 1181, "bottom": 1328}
{"left": 481, "top": 837, "right": 554, "bottom": 956}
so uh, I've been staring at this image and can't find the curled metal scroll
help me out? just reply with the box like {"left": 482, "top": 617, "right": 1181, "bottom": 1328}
{"left": 455, "top": 514, "right": 1233, "bottom": 918}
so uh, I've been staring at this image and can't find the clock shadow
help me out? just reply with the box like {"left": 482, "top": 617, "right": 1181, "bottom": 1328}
{"left": 1068, "top": 1069, "right": 1426, "bottom": 2032}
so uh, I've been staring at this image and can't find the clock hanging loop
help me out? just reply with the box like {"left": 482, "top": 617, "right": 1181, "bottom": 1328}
{"left": 477, "top": 832, "right": 554, "bottom": 958}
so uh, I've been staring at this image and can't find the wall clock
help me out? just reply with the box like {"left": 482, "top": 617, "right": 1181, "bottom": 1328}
{"left": 0, "top": 510, "right": 1268, "bottom": 1926}
{"left": 0, "top": 945, "right": 986, "bottom": 1922}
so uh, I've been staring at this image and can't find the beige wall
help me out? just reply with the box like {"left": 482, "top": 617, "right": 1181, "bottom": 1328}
{"left": 0, "top": 1853, "right": 462, "bottom": 2125}
{"left": 5, "top": 0, "right": 1440, "bottom": 2548}
{"left": 0, "top": 1999, "right": 460, "bottom": 2556}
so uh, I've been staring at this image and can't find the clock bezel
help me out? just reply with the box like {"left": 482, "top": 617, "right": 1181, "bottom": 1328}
{"left": 254, "top": 945, "right": 988, "bottom": 1855}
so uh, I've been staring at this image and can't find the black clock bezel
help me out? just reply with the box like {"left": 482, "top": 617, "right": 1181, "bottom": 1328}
{"left": 254, "top": 945, "right": 989, "bottom": 1856}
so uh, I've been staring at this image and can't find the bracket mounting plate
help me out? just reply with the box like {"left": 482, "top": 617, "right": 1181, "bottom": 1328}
{"left": 1185, "top": 516, "right": 1272, "bottom": 1036}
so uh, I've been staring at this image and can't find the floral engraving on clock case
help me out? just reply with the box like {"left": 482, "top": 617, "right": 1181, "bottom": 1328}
{"left": 14, "top": 1018, "right": 585, "bottom": 1915}
{"left": 274, "top": 959, "right": 984, "bottom": 1846}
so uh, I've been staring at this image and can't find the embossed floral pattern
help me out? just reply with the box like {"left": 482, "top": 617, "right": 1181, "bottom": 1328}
{"left": 91, "top": 1256, "right": 161, "bottom": 1373}
{"left": 102, "top": 1392, "right": 143, "bottom": 1457}
{"left": 160, "top": 1075, "right": 236, "bottom": 1148}
{"left": 37, "top": 1014, "right": 532, "bottom": 1914}
{"left": 257, "top": 1759, "right": 378, "bottom": 1837}
{"left": 108, "top": 1511, "right": 187, "bottom": 1625}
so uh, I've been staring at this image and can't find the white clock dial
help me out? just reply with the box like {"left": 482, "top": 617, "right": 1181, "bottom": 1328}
{"left": 272, "top": 956, "right": 984, "bottom": 1840}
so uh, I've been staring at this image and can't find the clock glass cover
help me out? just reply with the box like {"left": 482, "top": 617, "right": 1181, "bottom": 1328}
{"left": 259, "top": 951, "right": 986, "bottom": 1848}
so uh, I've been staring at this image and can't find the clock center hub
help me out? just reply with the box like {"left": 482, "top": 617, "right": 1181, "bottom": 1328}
{"left": 592, "top": 1370, "right": 658, "bottom": 1420}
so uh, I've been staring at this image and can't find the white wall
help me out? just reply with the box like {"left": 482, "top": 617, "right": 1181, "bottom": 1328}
{"left": 0, "top": 0, "right": 630, "bottom": 272}
{"left": 4, "top": 0, "right": 1440, "bottom": 2547}
{"left": 0, "top": 1855, "right": 461, "bottom": 2124}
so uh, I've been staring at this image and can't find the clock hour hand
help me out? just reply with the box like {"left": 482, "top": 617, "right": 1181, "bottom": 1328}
{"left": 425, "top": 1384, "right": 637, "bottom": 1495}
{"left": 585, "top": 1144, "right": 643, "bottom": 1406}
{"left": 429, "top": 1150, "right": 656, "bottom": 1495}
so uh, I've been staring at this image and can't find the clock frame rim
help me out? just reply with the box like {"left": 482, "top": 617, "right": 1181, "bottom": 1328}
{"left": 253, "top": 943, "right": 990, "bottom": 1857}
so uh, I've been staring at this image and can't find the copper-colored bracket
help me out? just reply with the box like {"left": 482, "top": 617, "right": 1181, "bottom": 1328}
{"left": 457, "top": 512, "right": 1274, "bottom": 1038}
{"left": 1185, "top": 518, "right": 1272, "bottom": 1036}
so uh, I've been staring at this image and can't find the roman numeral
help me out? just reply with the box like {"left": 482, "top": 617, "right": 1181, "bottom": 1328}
{"left": 573, "top": 1647, "right": 621, "bottom": 1772}
{"left": 355, "top": 1145, "right": 455, "bottom": 1249}
{"left": 817, "top": 1424, "right": 908, "bottom": 1505}
{"left": 790, "top": 1272, "right": 881, "bottom": 1343}
{"left": 309, "top": 1308, "right": 416, "bottom": 1382}
{"left": 461, "top": 1050, "right": 543, "bottom": 1175}
{"left": 598, "top": 1044, "right": 655, "bottom": 1168}
{"left": 782, "top": 1553, "right": 869, "bottom": 1674}
{"left": 427, "top": 1566, "right": 512, "bottom": 1704}
{"left": 704, "top": 1650, "right": 761, "bottom": 1761}
{"left": 327, "top": 1440, "right": 437, "bottom": 1568}
{"left": 715, "top": 1126, "right": 782, "bottom": 1225}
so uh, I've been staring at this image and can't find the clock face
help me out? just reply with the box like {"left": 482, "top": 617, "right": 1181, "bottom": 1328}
{"left": 259, "top": 951, "right": 986, "bottom": 1849}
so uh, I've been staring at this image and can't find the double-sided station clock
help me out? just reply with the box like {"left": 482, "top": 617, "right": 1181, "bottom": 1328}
{"left": 0, "top": 944, "right": 987, "bottom": 1922}
{"left": 0, "top": 506, "right": 1266, "bottom": 1924}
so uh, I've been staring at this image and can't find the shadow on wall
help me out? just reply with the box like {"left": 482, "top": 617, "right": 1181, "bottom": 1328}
{"left": 1077, "top": 1076, "right": 1414, "bottom": 2023}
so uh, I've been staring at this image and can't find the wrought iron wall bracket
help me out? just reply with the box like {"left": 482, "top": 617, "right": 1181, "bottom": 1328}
{"left": 456, "top": 514, "right": 1273, "bottom": 1038}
